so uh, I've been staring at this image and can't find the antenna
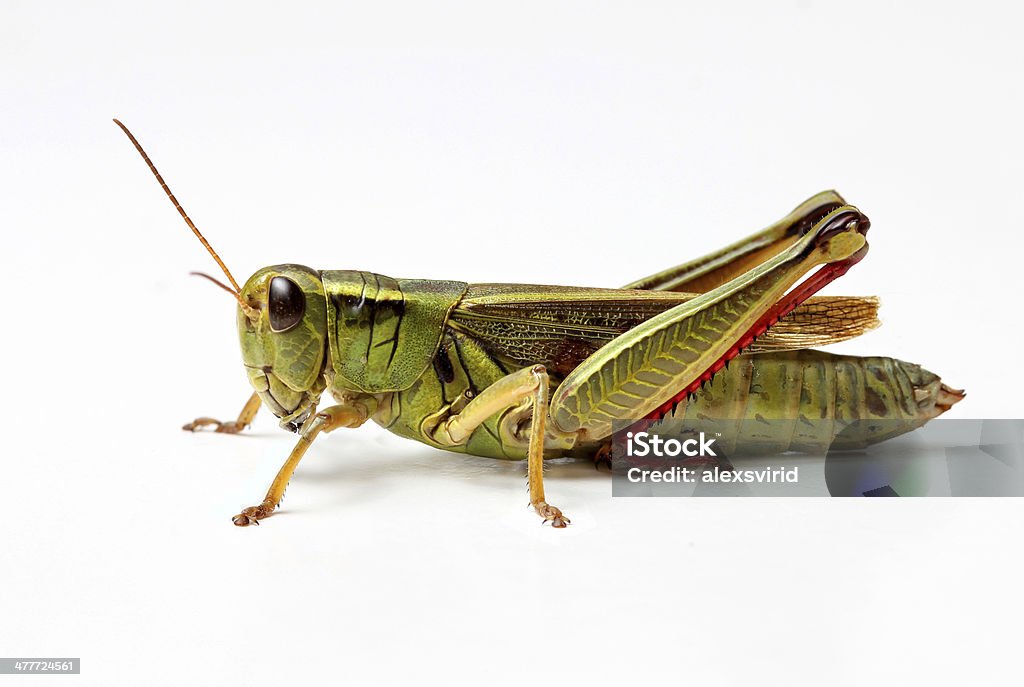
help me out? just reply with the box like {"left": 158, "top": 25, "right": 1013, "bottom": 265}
{"left": 114, "top": 119, "right": 258, "bottom": 319}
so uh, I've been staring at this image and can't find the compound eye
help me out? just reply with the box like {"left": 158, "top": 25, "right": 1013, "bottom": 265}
{"left": 268, "top": 276, "right": 305, "bottom": 332}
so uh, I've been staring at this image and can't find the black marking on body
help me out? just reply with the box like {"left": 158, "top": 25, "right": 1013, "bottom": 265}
{"left": 365, "top": 273, "right": 377, "bottom": 363}
{"left": 449, "top": 332, "right": 479, "bottom": 396}
{"left": 385, "top": 291, "right": 407, "bottom": 368}
{"left": 331, "top": 286, "right": 364, "bottom": 319}
{"left": 433, "top": 339, "right": 456, "bottom": 385}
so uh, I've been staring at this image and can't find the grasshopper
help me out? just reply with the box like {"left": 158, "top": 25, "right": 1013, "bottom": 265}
{"left": 115, "top": 120, "right": 963, "bottom": 527}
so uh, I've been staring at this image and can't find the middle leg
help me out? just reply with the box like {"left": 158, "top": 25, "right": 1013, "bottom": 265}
{"left": 430, "top": 365, "right": 571, "bottom": 527}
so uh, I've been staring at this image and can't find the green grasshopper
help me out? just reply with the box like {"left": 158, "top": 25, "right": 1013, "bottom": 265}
{"left": 116, "top": 120, "right": 963, "bottom": 527}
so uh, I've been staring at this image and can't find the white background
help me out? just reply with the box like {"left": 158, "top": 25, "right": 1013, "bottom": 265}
{"left": 3, "top": 2, "right": 1023, "bottom": 685}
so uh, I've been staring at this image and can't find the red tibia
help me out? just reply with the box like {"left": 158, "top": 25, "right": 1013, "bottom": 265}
{"left": 642, "top": 250, "right": 867, "bottom": 423}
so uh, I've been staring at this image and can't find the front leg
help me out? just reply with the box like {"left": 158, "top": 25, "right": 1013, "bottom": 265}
{"left": 233, "top": 402, "right": 370, "bottom": 526}
{"left": 431, "top": 365, "right": 570, "bottom": 528}
{"left": 183, "top": 392, "right": 262, "bottom": 434}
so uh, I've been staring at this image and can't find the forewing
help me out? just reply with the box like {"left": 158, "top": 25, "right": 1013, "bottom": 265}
{"left": 449, "top": 285, "right": 879, "bottom": 373}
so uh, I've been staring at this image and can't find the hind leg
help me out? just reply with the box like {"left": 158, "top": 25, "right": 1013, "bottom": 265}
{"left": 552, "top": 207, "right": 870, "bottom": 440}
{"left": 623, "top": 190, "right": 845, "bottom": 292}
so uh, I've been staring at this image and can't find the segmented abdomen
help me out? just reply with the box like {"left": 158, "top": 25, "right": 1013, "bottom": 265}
{"left": 657, "top": 350, "right": 961, "bottom": 453}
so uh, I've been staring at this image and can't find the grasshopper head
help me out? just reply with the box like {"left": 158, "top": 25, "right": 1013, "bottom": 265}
{"left": 237, "top": 265, "right": 328, "bottom": 430}
{"left": 110, "top": 120, "right": 328, "bottom": 431}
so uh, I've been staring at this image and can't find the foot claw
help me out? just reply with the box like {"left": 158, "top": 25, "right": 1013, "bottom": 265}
{"left": 232, "top": 504, "right": 271, "bottom": 527}
{"left": 592, "top": 442, "right": 613, "bottom": 471}
{"left": 533, "top": 502, "right": 570, "bottom": 529}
